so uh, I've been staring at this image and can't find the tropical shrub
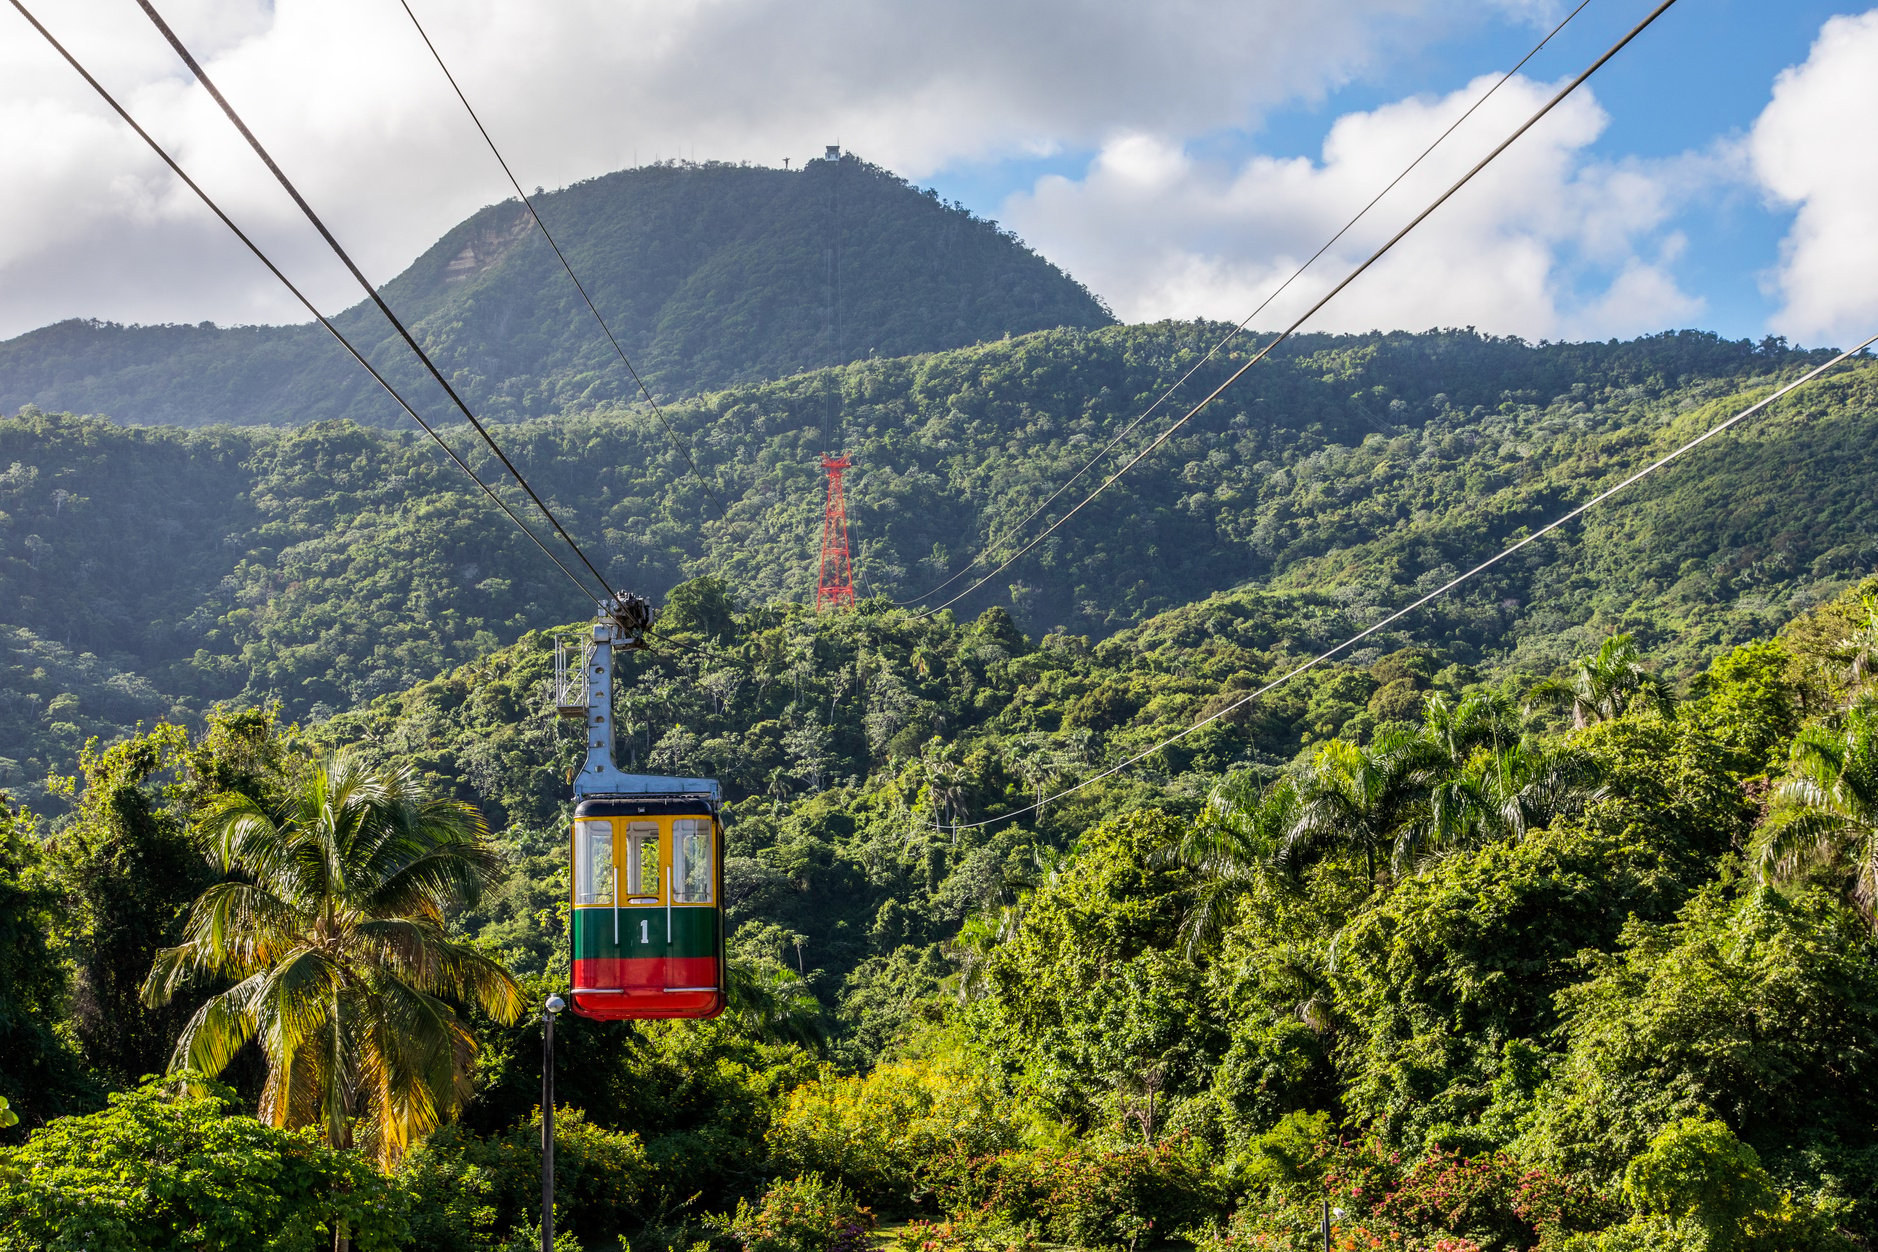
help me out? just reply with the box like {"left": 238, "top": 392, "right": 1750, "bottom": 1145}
{"left": 496, "top": 1225, "right": 584, "bottom": 1252}
{"left": 1322, "top": 1137, "right": 1609, "bottom": 1251}
{"left": 921, "top": 1139, "right": 1217, "bottom": 1252}
{"left": 400, "top": 1109, "right": 651, "bottom": 1251}
{"left": 1602, "top": 1118, "right": 1850, "bottom": 1252}
{"left": 1191, "top": 1209, "right": 1488, "bottom": 1252}
{"left": 1522, "top": 886, "right": 1878, "bottom": 1185}
{"left": 1036, "top": 1139, "right": 1219, "bottom": 1251}
{"left": 720, "top": 1174, "right": 874, "bottom": 1252}
{"left": 766, "top": 1053, "right": 1034, "bottom": 1210}
{"left": 880, "top": 1211, "right": 1041, "bottom": 1252}
{"left": 0, "top": 1079, "right": 407, "bottom": 1252}
{"left": 1546, "top": 1116, "right": 1856, "bottom": 1251}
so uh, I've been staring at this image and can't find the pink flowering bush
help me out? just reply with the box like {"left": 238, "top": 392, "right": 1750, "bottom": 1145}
{"left": 880, "top": 1210, "right": 1043, "bottom": 1252}
{"left": 1328, "top": 1138, "right": 1614, "bottom": 1247}
{"left": 1194, "top": 1132, "right": 1615, "bottom": 1252}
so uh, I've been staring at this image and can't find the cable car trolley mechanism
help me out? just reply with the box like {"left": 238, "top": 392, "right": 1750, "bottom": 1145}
{"left": 557, "top": 593, "right": 725, "bottom": 1020}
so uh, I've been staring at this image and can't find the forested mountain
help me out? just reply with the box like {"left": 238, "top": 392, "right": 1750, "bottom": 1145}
{"left": 6, "top": 276, "right": 1878, "bottom": 1246}
{"left": 6, "top": 118, "right": 1878, "bottom": 1251}
{"left": 0, "top": 154, "right": 1110, "bottom": 427}
{"left": 0, "top": 323, "right": 1861, "bottom": 813}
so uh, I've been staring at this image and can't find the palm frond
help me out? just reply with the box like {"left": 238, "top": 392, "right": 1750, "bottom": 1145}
{"left": 190, "top": 880, "right": 308, "bottom": 972}
{"left": 168, "top": 971, "right": 268, "bottom": 1077}
{"left": 1177, "top": 876, "right": 1244, "bottom": 956}
{"left": 1755, "top": 810, "right": 1860, "bottom": 884}
{"left": 199, "top": 796, "right": 303, "bottom": 890}
{"left": 350, "top": 920, "right": 523, "bottom": 1022}
{"left": 360, "top": 843, "right": 504, "bottom": 918}
{"left": 252, "top": 947, "right": 343, "bottom": 1073}
{"left": 356, "top": 980, "right": 471, "bottom": 1168}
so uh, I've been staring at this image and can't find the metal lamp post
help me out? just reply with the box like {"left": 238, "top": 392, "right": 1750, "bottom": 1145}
{"left": 542, "top": 994, "right": 565, "bottom": 1252}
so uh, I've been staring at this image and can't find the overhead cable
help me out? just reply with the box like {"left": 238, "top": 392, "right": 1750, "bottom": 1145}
{"left": 394, "top": 0, "right": 732, "bottom": 520}
{"left": 951, "top": 334, "right": 1878, "bottom": 831}
{"left": 6, "top": 0, "right": 600, "bottom": 603}
{"left": 916, "top": 0, "right": 1679, "bottom": 620}
{"left": 133, "top": 0, "right": 620, "bottom": 599}
{"left": 899, "top": 0, "right": 1594, "bottom": 608}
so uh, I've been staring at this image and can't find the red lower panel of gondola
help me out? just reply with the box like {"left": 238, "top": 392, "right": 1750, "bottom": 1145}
{"left": 571, "top": 955, "right": 724, "bottom": 1019}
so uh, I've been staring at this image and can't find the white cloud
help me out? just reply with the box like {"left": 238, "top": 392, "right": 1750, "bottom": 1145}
{"left": 1751, "top": 9, "right": 1878, "bottom": 347}
{"left": 0, "top": 0, "right": 1478, "bottom": 339}
{"left": 1002, "top": 73, "right": 1707, "bottom": 341}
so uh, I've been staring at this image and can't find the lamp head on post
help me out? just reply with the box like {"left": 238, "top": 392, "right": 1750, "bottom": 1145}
{"left": 546, "top": 994, "right": 566, "bottom": 1017}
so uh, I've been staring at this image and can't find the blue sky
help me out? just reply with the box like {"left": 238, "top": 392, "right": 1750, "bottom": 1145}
{"left": 1246, "top": 0, "right": 1802, "bottom": 338}
{"left": 926, "top": 2, "right": 1869, "bottom": 346}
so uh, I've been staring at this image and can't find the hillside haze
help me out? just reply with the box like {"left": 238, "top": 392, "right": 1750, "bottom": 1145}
{"left": 1, "top": 323, "right": 1867, "bottom": 813}
{"left": 0, "top": 154, "right": 1111, "bottom": 427}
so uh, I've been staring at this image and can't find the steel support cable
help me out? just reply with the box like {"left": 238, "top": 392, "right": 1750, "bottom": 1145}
{"left": 6, "top": 0, "right": 600, "bottom": 603}
{"left": 393, "top": 0, "right": 732, "bottom": 521}
{"left": 897, "top": 0, "right": 1594, "bottom": 609}
{"left": 916, "top": 0, "right": 1678, "bottom": 621}
{"left": 947, "top": 333, "right": 1878, "bottom": 832}
{"left": 132, "top": 0, "right": 619, "bottom": 599}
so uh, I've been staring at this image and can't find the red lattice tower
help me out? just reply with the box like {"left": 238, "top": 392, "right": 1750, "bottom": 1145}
{"left": 816, "top": 455, "right": 856, "bottom": 610}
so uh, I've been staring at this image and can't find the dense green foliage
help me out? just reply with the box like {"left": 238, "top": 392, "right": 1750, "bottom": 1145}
{"left": 9, "top": 576, "right": 1878, "bottom": 1247}
{"left": 0, "top": 798, "right": 87, "bottom": 1125}
{"left": 6, "top": 299, "right": 1878, "bottom": 1248}
{"left": 0, "top": 157, "right": 1110, "bottom": 427}
{"left": 720, "top": 1172, "right": 875, "bottom": 1252}
{"left": 400, "top": 1110, "right": 650, "bottom": 1251}
{"left": 0, "top": 1080, "right": 408, "bottom": 1252}
{"left": 311, "top": 588, "right": 1483, "bottom": 1014}
{"left": 0, "top": 322, "right": 1863, "bottom": 819}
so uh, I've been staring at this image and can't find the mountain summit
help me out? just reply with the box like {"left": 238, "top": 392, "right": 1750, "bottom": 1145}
{"left": 0, "top": 154, "right": 1111, "bottom": 427}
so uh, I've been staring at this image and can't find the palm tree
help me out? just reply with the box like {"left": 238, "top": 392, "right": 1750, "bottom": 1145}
{"left": 1421, "top": 689, "right": 1520, "bottom": 766}
{"left": 725, "top": 956, "right": 826, "bottom": 1047}
{"left": 1837, "top": 596, "right": 1878, "bottom": 702}
{"left": 1281, "top": 728, "right": 1438, "bottom": 888}
{"left": 1163, "top": 770, "right": 1294, "bottom": 952}
{"left": 1415, "top": 739, "right": 1602, "bottom": 869}
{"left": 1009, "top": 731, "right": 1090, "bottom": 816}
{"left": 924, "top": 756, "right": 970, "bottom": 834}
{"left": 143, "top": 755, "right": 523, "bottom": 1168}
{"left": 948, "top": 901, "right": 1027, "bottom": 1003}
{"left": 1755, "top": 709, "right": 1878, "bottom": 923}
{"left": 1528, "top": 633, "right": 1672, "bottom": 728}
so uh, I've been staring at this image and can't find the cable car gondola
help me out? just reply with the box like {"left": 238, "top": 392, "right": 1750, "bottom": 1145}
{"left": 558, "top": 597, "right": 725, "bottom": 1020}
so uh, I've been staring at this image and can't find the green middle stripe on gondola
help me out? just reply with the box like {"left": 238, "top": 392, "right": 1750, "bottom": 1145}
{"left": 572, "top": 904, "right": 717, "bottom": 959}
